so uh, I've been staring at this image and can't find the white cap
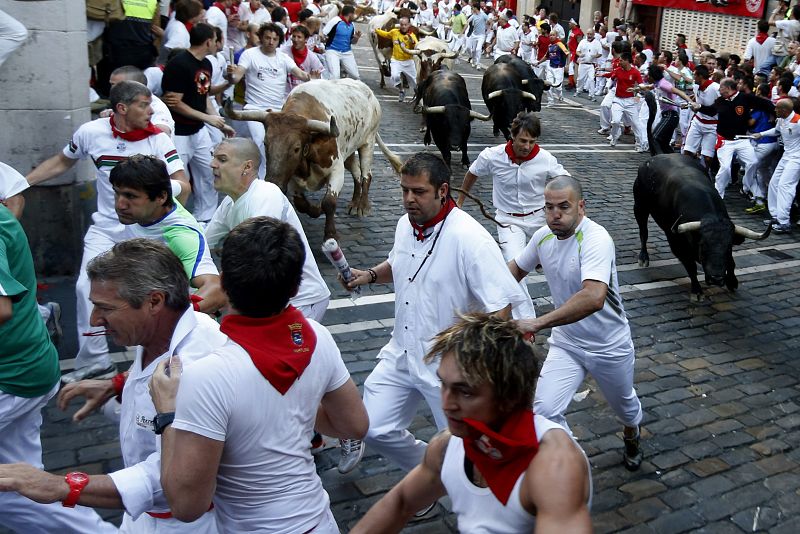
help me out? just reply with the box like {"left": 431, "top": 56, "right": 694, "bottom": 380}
{"left": 569, "top": 17, "right": 577, "bottom": 24}
{"left": 486, "top": 1, "right": 492, "bottom": 5}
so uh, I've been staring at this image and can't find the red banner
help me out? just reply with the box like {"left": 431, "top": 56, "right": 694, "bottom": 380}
{"left": 633, "top": 0, "right": 765, "bottom": 19}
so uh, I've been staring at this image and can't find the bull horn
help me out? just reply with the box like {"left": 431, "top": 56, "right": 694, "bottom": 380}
{"left": 487, "top": 89, "right": 505, "bottom": 100}
{"left": 440, "top": 50, "right": 458, "bottom": 59}
{"left": 521, "top": 91, "right": 537, "bottom": 101}
{"left": 224, "top": 103, "right": 269, "bottom": 122}
{"left": 734, "top": 224, "right": 771, "bottom": 240}
{"left": 675, "top": 221, "right": 702, "bottom": 234}
{"left": 543, "top": 80, "right": 553, "bottom": 87}
{"left": 469, "top": 109, "right": 492, "bottom": 121}
{"left": 421, "top": 105, "right": 446, "bottom": 114}
{"left": 521, "top": 79, "right": 528, "bottom": 85}
{"left": 418, "top": 27, "right": 435, "bottom": 36}
{"left": 406, "top": 47, "right": 422, "bottom": 56}
{"left": 306, "top": 116, "right": 339, "bottom": 137}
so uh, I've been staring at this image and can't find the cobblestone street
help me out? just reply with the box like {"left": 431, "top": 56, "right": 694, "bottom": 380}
{"left": 20, "top": 26, "right": 800, "bottom": 533}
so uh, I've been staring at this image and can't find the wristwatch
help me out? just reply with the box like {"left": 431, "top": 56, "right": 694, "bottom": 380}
{"left": 62, "top": 472, "right": 90, "bottom": 508}
{"left": 153, "top": 412, "right": 176, "bottom": 435}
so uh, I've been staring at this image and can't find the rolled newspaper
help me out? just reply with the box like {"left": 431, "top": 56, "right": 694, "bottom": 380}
{"left": 228, "top": 46, "right": 235, "bottom": 65}
{"left": 321, "top": 239, "right": 361, "bottom": 297}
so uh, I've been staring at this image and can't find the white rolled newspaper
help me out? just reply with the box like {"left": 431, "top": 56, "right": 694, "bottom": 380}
{"left": 321, "top": 239, "right": 361, "bottom": 298}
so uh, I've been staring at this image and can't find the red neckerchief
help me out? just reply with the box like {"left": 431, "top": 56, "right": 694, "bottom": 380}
{"left": 755, "top": 31, "right": 769, "bottom": 45}
{"left": 505, "top": 140, "right": 540, "bottom": 165}
{"left": 213, "top": 1, "right": 228, "bottom": 13}
{"left": 699, "top": 79, "right": 713, "bottom": 91}
{"left": 677, "top": 43, "right": 687, "bottom": 49}
{"left": 219, "top": 306, "right": 317, "bottom": 395}
{"left": 410, "top": 197, "right": 456, "bottom": 241}
{"left": 109, "top": 114, "right": 162, "bottom": 142}
{"left": 339, "top": 15, "right": 351, "bottom": 26}
{"left": 291, "top": 44, "right": 308, "bottom": 66}
{"left": 462, "top": 409, "right": 539, "bottom": 505}
{"left": 501, "top": 22, "right": 511, "bottom": 29}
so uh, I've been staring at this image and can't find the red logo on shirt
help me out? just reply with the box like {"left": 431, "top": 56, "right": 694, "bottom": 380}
{"left": 735, "top": 106, "right": 744, "bottom": 116}
{"left": 195, "top": 69, "right": 212, "bottom": 95}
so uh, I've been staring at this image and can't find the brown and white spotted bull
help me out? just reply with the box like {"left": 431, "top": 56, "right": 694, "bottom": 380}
{"left": 406, "top": 36, "right": 457, "bottom": 87}
{"left": 226, "top": 79, "right": 403, "bottom": 239}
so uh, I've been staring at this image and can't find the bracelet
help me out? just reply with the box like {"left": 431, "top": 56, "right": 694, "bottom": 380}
{"left": 367, "top": 268, "right": 378, "bottom": 284}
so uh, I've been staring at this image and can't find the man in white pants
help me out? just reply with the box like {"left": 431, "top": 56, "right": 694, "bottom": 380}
{"left": 509, "top": 175, "right": 644, "bottom": 471}
{"left": 575, "top": 29, "right": 601, "bottom": 100}
{"left": 600, "top": 51, "right": 647, "bottom": 151}
{"left": 26, "top": 80, "right": 189, "bottom": 381}
{"left": 225, "top": 22, "right": 315, "bottom": 179}
{"left": 682, "top": 65, "right": 720, "bottom": 172}
{"left": 340, "top": 153, "right": 535, "bottom": 479}
{"left": 755, "top": 98, "right": 800, "bottom": 233}
{"left": 466, "top": 2, "right": 488, "bottom": 68}
{"left": 162, "top": 23, "right": 234, "bottom": 223}
{"left": 205, "top": 138, "right": 331, "bottom": 319}
{"left": 458, "top": 112, "right": 569, "bottom": 299}
{"left": 0, "top": 204, "right": 116, "bottom": 534}
{"left": 0, "top": 239, "right": 226, "bottom": 533}
{"left": 322, "top": 5, "right": 362, "bottom": 80}
{"left": 375, "top": 16, "right": 419, "bottom": 102}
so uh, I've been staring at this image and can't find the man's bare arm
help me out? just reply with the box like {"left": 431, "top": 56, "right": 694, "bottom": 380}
{"left": 26, "top": 153, "right": 78, "bottom": 186}
{"left": 507, "top": 259, "right": 530, "bottom": 283}
{"left": 457, "top": 171, "right": 479, "bottom": 207}
{"left": 0, "top": 295, "right": 12, "bottom": 325}
{"left": 350, "top": 432, "right": 449, "bottom": 533}
{"left": 315, "top": 379, "right": 369, "bottom": 439}
{"left": 169, "top": 169, "right": 191, "bottom": 205}
{"left": 517, "top": 279, "right": 607, "bottom": 334}
{"left": 0, "top": 464, "right": 123, "bottom": 509}
{"left": 191, "top": 274, "right": 228, "bottom": 313}
{"left": 522, "top": 429, "right": 591, "bottom": 534}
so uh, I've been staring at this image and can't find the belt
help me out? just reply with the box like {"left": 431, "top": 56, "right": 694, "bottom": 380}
{"left": 509, "top": 211, "right": 534, "bottom": 217}
{"left": 147, "top": 503, "right": 214, "bottom": 519}
{"left": 695, "top": 116, "right": 718, "bottom": 124}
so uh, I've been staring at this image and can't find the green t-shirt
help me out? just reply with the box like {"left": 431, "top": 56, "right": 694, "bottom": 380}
{"left": 452, "top": 13, "right": 468, "bottom": 35}
{"left": 0, "top": 206, "right": 60, "bottom": 397}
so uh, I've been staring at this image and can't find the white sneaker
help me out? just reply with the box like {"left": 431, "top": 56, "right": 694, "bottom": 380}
{"left": 337, "top": 439, "right": 365, "bottom": 474}
{"left": 598, "top": 128, "right": 609, "bottom": 135}
{"left": 609, "top": 138, "right": 617, "bottom": 147}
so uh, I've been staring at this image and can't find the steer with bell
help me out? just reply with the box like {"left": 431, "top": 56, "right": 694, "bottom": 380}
{"left": 634, "top": 154, "right": 771, "bottom": 301}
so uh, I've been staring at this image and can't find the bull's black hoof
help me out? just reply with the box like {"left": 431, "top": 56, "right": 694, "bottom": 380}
{"left": 638, "top": 253, "right": 650, "bottom": 268}
{"left": 689, "top": 292, "right": 704, "bottom": 303}
{"left": 726, "top": 277, "right": 739, "bottom": 291}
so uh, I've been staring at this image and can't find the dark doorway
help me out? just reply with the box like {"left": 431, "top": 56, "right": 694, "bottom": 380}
{"left": 536, "top": 0, "right": 581, "bottom": 29}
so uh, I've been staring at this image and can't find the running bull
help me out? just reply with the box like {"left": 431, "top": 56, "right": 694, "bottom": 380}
{"left": 414, "top": 70, "right": 491, "bottom": 166}
{"left": 494, "top": 54, "right": 548, "bottom": 113}
{"left": 481, "top": 62, "right": 538, "bottom": 140}
{"left": 634, "top": 154, "right": 770, "bottom": 301}
{"left": 226, "top": 79, "right": 403, "bottom": 240}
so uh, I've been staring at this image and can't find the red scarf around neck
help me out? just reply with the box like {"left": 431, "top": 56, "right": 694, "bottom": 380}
{"left": 219, "top": 306, "right": 317, "bottom": 395}
{"left": 756, "top": 31, "right": 770, "bottom": 45}
{"left": 462, "top": 409, "right": 540, "bottom": 505}
{"left": 501, "top": 22, "right": 511, "bottom": 29}
{"left": 410, "top": 197, "right": 456, "bottom": 241}
{"left": 699, "top": 79, "right": 714, "bottom": 91}
{"left": 505, "top": 140, "right": 540, "bottom": 165}
{"left": 213, "top": 1, "right": 228, "bottom": 13}
{"left": 291, "top": 44, "right": 309, "bottom": 67}
{"left": 109, "top": 114, "right": 162, "bottom": 142}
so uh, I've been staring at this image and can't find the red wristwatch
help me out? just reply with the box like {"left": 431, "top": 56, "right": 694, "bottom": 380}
{"left": 62, "top": 472, "right": 90, "bottom": 508}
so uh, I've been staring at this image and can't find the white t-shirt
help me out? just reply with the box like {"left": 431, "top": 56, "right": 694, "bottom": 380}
{"left": 0, "top": 161, "right": 28, "bottom": 200}
{"left": 206, "top": 5, "right": 229, "bottom": 48}
{"left": 577, "top": 38, "right": 601, "bottom": 64}
{"left": 381, "top": 208, "right": 535, "bottom": 387}
{"left": 62, "top": 118, "right": 184, "bottom": 225}
{"left": 239, "top": 2, "right": 271, "bottom": 26}
{"left": 693, "top": 81, "right": 720, "bottom": 121}
{"left": 163, "top": 18, "right": 190, "bottom": 51}
{"left": 771, "top": 84, "right": 800, "bottom": 103}
{"left": 469, "top": 144, "right": 569, "bottom": 216}
{"left": 776, "top": 18, "right": 800, "bottom": 42}
{"left": 744, "top": 36, "right": 776, "bottom": 70}
{"left": 172, "top": 321, "right": 350, "bottom": 533}
{"left": 107, "top": 309, "right": 227, "bottom": 522}
{"left": 495, "top": 25, "right": 519, "bottom": 54}
{"left": 238, "top": 47, "right": 296, "bottom": 110}
{"left": 205, "top": 179, "right": 331, "bottom": 307}
{"left": 515, "top": 217, "right": 632, "bottom": 353}
{"left": 144, "top": 66, "right": 164, "bottom": 97}
{"left": 150, "top": 94, "right": 175, "bottom": 135}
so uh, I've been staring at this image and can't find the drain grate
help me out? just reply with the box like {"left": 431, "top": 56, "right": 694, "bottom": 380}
{"left": 759, "top": 248, "right": 793, "bottom": 261}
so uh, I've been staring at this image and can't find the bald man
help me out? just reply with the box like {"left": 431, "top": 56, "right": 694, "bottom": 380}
{"left": 508, "top": 176, "right": 644, "bottom": 471}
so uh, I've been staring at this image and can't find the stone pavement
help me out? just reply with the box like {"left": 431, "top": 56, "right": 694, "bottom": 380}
{"left": 8, "top": 27, "right": 800, "bottom": 533}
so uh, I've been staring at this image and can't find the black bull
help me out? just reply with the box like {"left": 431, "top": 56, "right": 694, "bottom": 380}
{"left": 634, "top": 154, "right": 771, "bottom": 300}
{"left": 481, "top": 62, "right": 540, "bottom": 140}
{"left": 414, "top": 70, "right": 491, "bottom": 166}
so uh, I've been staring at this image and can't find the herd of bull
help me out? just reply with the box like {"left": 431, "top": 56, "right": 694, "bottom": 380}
{"left": 222, "top": 11, "right": 779, "bottom": 302}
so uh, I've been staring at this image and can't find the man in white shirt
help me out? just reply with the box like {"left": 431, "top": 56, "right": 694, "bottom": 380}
{"left": 205, "top": 0, "right": 234, "bottom": 48}
{"left": 26, "top": 81, "right": 189, "bottom": 383}
{"left": 459, "top": 112, "right": 569, "bottom": 264}
{"left": 682, "top": 65, "right": 720, "bottom": 172}
{"left": 575, "top": 28, "right": 602, "bottom": 100}
{"left": 754, "top": 97, "right": 800, "bottom": 233}
{"left": 0, "top": 239, "right": 225, "bottom": 533}
{"left": 149, "top": 216, "right": 369, "bottom": 533}
{"left": 227, "top": 22, "right": 316, "bottom": 179}
{"left": 205, "top": 137, "right": 331, "bottom": 320}
{"left": 492, "top": 12, "right": 519, "bottom": 59}
{"left": 743, "top": 19, "right": 777, "bottom": 75}
{"left": 339, "top": 152, "right": 535, "bottom": 480}
{"left": 509, "top": 175, "right": 644, "bottom": 471}
{"left": 109, "top": 66, "right": 175, "bottom": 137}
